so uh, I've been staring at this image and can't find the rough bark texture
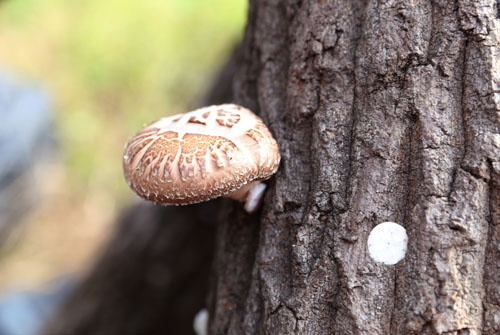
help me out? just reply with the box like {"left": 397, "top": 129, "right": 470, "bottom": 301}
{"left": 209, "top": 1, "right": 500, "bottom": 334}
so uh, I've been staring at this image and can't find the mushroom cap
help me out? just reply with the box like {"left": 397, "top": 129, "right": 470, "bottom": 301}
{"left": 123, "top": 104, "right": 280, "bottom": 205}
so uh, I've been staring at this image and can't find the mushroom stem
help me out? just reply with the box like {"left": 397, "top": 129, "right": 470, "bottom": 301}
{"left": 226, "top": 180, "right": 267, "bottom": 213}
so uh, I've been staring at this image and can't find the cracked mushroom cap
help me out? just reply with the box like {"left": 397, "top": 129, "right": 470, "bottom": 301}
{"left": 123, "top": 104, "right": 280, "bottom": 205}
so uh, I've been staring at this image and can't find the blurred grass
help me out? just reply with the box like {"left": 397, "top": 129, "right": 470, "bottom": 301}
{"left": 0, "top": 0, "right": 246, "bottom": 289}
{"left": 0, "top": 0, "right": 246, "bottom": 201}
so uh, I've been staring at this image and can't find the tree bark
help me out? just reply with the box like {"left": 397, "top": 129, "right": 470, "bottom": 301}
{"left": 209, "top": 1, "right": 500, "bottom": 334}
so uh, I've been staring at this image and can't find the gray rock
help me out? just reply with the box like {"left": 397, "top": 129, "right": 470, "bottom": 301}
{"left": 0, "top": 70, "right": 55, "bottom": 244}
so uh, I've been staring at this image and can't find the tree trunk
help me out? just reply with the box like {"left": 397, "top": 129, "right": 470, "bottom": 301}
{"left": 209, "top": 1, "right": 500, "bottom": 334}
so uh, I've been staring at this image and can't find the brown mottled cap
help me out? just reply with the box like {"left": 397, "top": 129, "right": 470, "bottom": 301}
{"left": 123, "top": 104, "right": 280, "bottom": 205}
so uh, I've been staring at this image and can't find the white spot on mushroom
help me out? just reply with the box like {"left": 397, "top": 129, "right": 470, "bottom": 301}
{"left": 367, "top": 222, "right": 408, "bottom": 265}
{"left": 193, "top": 309, "right": 208, "bottom": 335}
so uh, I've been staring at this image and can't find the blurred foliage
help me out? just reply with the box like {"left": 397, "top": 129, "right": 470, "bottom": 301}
{"left": 0, "top": 0, "right": 246, "bottom": 203}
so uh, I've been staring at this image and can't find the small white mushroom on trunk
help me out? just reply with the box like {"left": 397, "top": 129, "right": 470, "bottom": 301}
{"left": 193, "top": 309, "right": 208, "bottom": 335}
{"left": 367, "top": 221, "right": 408, "bottom": 265}
{"left": 122, "top": 104, "right": 280, "bottom": 212}
{"left": 233, "top": 181, "right": 267, "bottom": 213}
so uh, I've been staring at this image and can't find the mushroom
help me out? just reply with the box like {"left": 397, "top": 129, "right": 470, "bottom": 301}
{"left": 122, "top": 104, "right": 280, "bottom": 213}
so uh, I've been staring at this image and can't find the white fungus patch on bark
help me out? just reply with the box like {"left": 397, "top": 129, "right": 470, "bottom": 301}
{"left": 193, "top": 308, "right": 208, "bottom": 335}
{"left": 367, "top": 222, "right": 408, "bottom": 265}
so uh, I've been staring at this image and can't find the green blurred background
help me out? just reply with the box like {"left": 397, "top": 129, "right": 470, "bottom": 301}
{"left": 0, "top": 0, "right": 246, "bottom": 291}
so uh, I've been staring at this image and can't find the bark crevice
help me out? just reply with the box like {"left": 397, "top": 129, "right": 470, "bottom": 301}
{"left": 210, "top": 0, "right": 500, "bottom": 334}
